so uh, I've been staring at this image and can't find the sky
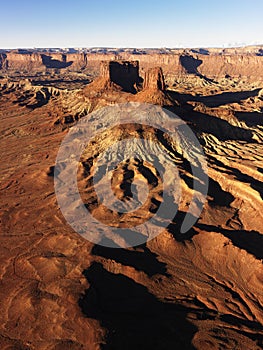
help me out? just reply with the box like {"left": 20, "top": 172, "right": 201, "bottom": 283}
{"left": 1, "top": 0, "right": 262, "bottom": 49}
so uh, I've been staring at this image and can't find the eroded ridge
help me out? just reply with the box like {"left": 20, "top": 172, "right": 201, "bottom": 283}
{"left": 0, "top": 55, "right": 263, "bottom": 349}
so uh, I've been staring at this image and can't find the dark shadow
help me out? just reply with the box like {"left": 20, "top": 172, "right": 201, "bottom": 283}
{"left": 167, "top": 211, "right": 199, "bottom": 242}
{"left": 179, "top": 108, "right": 254, "bottom": 141}
{"left": 167, "top": 91, "right": 199, "bottom": 105}
{"left": 179, "top": 55, "right": 215, "bottom": 83}
{"left": 207, "top": 178, "right": 235, "bottom": 207}
{"left": 13, "top": 87, "right": 51, "bottom": 109}
{"left": 180, "top": 55, "right": 203, "bottom": 74}
{"left": 13, "top": 90, "right": 34, "bottom": 104}
{"left": 190, "top": 48, "right": 209, "bottom": 55}
{"left": 168, "top": 89, "right": 261, "bottom": 109}
{"left": 169, "top": 97, "right": 257, "bottom": 143}
{"left": 79, "top": 262, "right": 198, "bottom": 350}
{"left": 235, "top": 111, "right": 263, "bottom": 127}
{"left": 209, "top": 156, "right": 263, "bottom": 199}
{"left": 41, "top": 54, "right": 73, "bottom": 69}
{"left": 109, "top": 61, "right": 143, "bottom": 93}
{"left": 166, "top": 175, "right": 235, "bottom": 242}
{"left": 92, "top": 244, "right": 169, "bottom": 277}
{"left": 81, "top": 260, "right": 263, "bottom": 348}
{"left": 29, "top": 88, "right": 51, "bottom": 109}
{"left": 167, "top": 95, "right": 254, "bottom": 142}
{"left": 196, "top": 223, "right": 263, "bottom": 260}
{"left": 0, "top": 53, "right": 7, "bottom": 69}
{"left": 198, "top": 89, "right": 261, "bottom": 108}
{"left": 46, "top": 165, "right": 55, "bottom": 177}
{"left": 220, "top": 313, "right": 263, "bottom": 334}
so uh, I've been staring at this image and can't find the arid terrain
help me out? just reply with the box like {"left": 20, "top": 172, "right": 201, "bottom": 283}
{"left": 0, "top": 47, "right": 263, "bottom": 350}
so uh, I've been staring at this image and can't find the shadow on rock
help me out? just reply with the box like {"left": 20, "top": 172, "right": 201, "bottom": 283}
{"left": 79, "top": 262, "right": 198, "bottom": 350}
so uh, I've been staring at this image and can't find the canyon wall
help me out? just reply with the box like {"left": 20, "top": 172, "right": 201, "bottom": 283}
{"left": 0, "top": 52, "right": 88, "bottom": 72}
{"left": 0, "top": 50, "right": 262, "bottom": 81}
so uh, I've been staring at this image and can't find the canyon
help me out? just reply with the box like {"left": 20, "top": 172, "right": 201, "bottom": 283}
{"left": 0, "top": 48, "right": 263, "bottom": 350}
{"left": 1, "top": 46, "right": 263, "bottom": 82}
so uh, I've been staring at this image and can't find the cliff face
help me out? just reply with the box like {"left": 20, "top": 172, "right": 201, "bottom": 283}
{"left": 1, "top": 49, "right": 263, "bottom": 349}
{"left": 1, "top": 49, "right": 263, "bottom": 81}
{"left": 83, "top": 60, "right": 141, "bottom": 95}
{"left": 121, "top": 52, "right": 263, "bottom": 80}
{"left": 0, "top": 52, "right": 88, "bottom": 72}
{"left": 1, "top": 52, "right": 44, "bottom": 71}
{"left": 83, "top": 51, "right": 263, "bottom": 81}
{"left": 143, "top": 66, "right": 165, "bottom": 90}
{"left": 82, "top": 60, "right": 173, "bottom": 107}
{"left": 132, "top": 66, "right": 174, "bottom": 105}
{"left": 0, "top": 54, "right": 7, "bottom": 69}
{"left": 198, "top": 54, "right": 263, "bottom": 80}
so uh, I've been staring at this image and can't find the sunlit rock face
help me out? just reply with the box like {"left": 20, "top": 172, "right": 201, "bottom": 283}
{"left": 0, "top": 48, "right": 263, "bottom": 349}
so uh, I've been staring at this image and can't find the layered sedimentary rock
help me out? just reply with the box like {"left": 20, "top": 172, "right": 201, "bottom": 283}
{"left": 143, "top": 66, "right": 165, "bottom": 90}
{"left": 1, "top": 48, "right": 263, "bottom": 82}
{"left": 0, "top": 52, "right": 88, "bottom": 72}
{"left": 82, "top": 60, "right": 135, "bottom": 96}
{"left": 134, "top": 66, "right": 174, "bottom": 105}
{"left": 1, "top": 52, "right": 44, "bottom": 71}
{"left": 0, "top": 53, "right": 263, "bottom": 349}
{"left": 82, "top": 60, "right": 173, "bottom": 107}
{"left": 94, "top": 60, "right": 141, "bottom": 93}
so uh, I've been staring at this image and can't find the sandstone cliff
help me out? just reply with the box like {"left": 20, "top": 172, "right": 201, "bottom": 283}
{"left": 1, "top": 49, "right": 262, "bottom": 82}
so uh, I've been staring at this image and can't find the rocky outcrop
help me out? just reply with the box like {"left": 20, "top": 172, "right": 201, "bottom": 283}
{"left": 41, "top": 52, "right": 87, "bottom": 70}
{"left": 0, "top": 53, "right": 7, "bottom": 69}
{"left": 1, "top": 59, "right": 263, "bottom": 349}
{"left": 143, "top": 66, "right": 165, "bottom": 90}
{"left": 85, "top": 51, "right": 263, "bottom": 81}
{"left": 82, "top": 61, "right": 174, "bottom": 107}
{"left": 1, "top": 49, "right": 263, "bottom": 82}
{"left": 94, "top": 60, "right": 141, "bottom": 93}
{"left": 82, "top": 60, "right": 131, "bottom": 95}
{"left": 198, "top": 53, "right": 263, "bottom": 80}
{"left": 0, "top": 52, "right": 88, "bottom": 73}
{"left": 133, "top": 66, "right": 174, "bottom": 106}
{"left": 2, "top": 52, "right": 44, "bottom": 71}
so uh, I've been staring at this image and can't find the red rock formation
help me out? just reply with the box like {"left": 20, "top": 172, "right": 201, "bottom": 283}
{"left": 1, "top": 49, "right": 263, "bottom": 82}
{"left": 83, "top": 61, "right": 123, "bottom": 95}
{"left": 4, "top": 52, "right": 44, "bottom": 71}
{"left": 0, "top": 53, "right": 7, "bottom": 69}
{"left": 86, "top": 50, "right": 263, "bottom": 81}
{"left": 83, "top": 60, "right": 142, "bottom": 96}
{"left": 0, "top": 61, "right": 263, "bottom": 349}
{"left": 143, "top": 66, "right": 165, "bottom": 90}
{"left": 0, "top": 52, "right": 88, "bottom": 73}
{"left": 198, "top": 53, "right": 263, "bottom": 80}
{"left": 133, "top": 66, "right": 174, "bottom": 106}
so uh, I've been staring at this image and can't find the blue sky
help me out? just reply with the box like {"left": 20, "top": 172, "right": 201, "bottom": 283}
{"left": 1, "top": 0, "right": 262, "bottom": 48}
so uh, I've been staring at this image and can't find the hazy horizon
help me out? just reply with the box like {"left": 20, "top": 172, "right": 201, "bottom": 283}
{"left": 1, "top": 43, "right": 263, "bottom": 50}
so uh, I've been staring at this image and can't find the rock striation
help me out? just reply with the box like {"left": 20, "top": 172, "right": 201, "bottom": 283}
{"left": 1, "top": 48, "right": 263, "bottom": 82}
{"left": 82, "top": 60, "right": 174, "bottom": 107}
{"left": 143, "top": 66, "right": 165, "bottom": 90}
{"left": 0, "top": 51, "right": 263, "bottom": 350}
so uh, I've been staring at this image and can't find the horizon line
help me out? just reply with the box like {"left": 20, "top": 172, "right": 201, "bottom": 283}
{"left": 1, "top": 44, "right": 263, "bottom": 51}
